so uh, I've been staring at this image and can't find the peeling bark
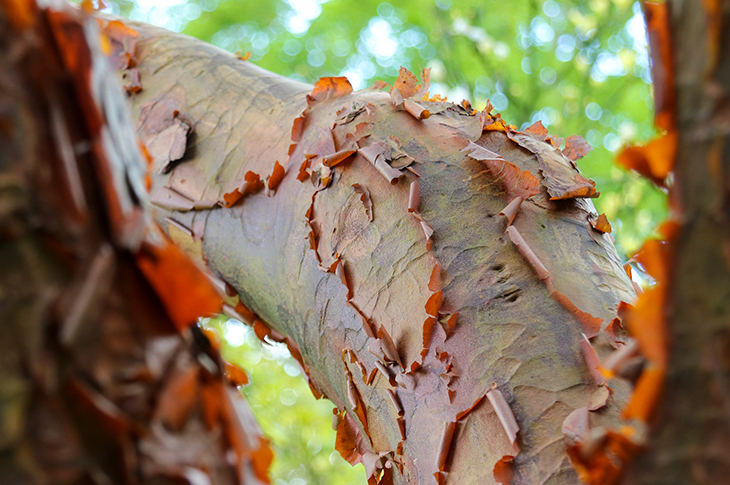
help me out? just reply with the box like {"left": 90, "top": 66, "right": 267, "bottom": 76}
{"left": 114, "top": 18, "right": 637, "bottom": 485}
{"left": 0, "top": 3, "right": 270, "bottom": 484}
{"left": 623, "top": 0, "right": 730, "bottom": 482}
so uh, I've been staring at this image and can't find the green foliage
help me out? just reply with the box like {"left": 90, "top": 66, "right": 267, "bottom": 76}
{"left": 202, "top": 316, "right": 366, "bottom": 485}
{"left": 94, "top": 0, "right": 670, "bottom": 482}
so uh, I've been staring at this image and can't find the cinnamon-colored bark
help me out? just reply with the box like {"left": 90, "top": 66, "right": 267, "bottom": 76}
{"left": 624, "top": 1, "right": 730, "bottom": 482}
{"left": 0, "top": 2, "right": 270, "bottom": 484}
{"left": 120, "top": 19, "right": 635, "bottom": 485}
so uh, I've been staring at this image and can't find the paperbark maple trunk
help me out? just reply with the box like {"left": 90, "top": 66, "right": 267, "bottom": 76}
{"left": 116, "top": 17, "right": 637, "bottom": 485}
{"left": 0, "top": 3, "right": 271, "bottom": 485}
{"left": 623, "top": 2, "right": 730, "bottom": 483}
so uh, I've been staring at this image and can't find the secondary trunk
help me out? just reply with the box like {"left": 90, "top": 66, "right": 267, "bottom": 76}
{"left": 622, "top": 1, "right": 730, "bottom": 482}
{"left": 0, "top": 3, "right": 271, "bottom": 484}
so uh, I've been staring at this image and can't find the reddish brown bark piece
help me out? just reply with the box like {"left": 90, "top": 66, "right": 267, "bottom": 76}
{"left": 579, "top": 334, "right": 606, "bottom": 385}
{"left": 445, "top": 312, "right": 458, "bottom": 337}
{"left": 366, "top": 367, "right": 378, "bottom": 385}
{"left": 563, "top": 134, "right": 593, "bottom": 162}
{"left": 397, "top": 416, "right": 406, "bottom": 440}
{"left": 102, "top": 19, "right": 138, "bottom": 70}
{"left": 151, "top": 185, "right": 195, "bottom": 211}
{"left": 235, "top": 301, "right": 257, "bottom": 325}
{"left": 590, "top": 213, "right": 613, "bottom": 234}
{"left": 487, "top": 388, "right": 520, "bottom": 454}
{"left": 135, "top": 231, "right": 222, "bottom": 331}
{"left": 425, "top": 291, "right": 443, "bottom": 317}
{"left": 267, "top": 160, "right": 285, "bottom": 190}
{"left": 644, "top": 1, "right": 675, "bottom": 132}
{"left": 483, "top": 115, "right": 511, "bottom": 132}
{"left": 408, "top": 180, "right": 420, "bottom": 213}
{"left": 434, "top": 471, "right": 446, "bottom": 485}
{"left": 154, "top": 364, "right": 199, "bottom": 430}
{"left": 506, "top": 226, "right": 550, "bottom": 280}
{"left": 358, "top": 142, "right": 403, "bottom": 184}
{"left": 403, "top": 99, "right": 430, "bottom": 120}
{"left": 605, "top": 316, "right": 627, "bottom": 348}
{"left": 551, "top": 291, "right": 602, "bottom": 339}
{"left": 335, "top": 411, "right": 367, "bottom": 466}
{"left": 342, "top": 374, "right": 370, "bottom": 439}
{"left": 224, "top": 361, "right": 249, "bottom": 386}
{"left": 562, "top": 407, "right": 589, "bottom": 445}
{"left": 428, "top": 263, "right": 442, "bottom": 292}
{"left": 222, "top": 170, "right": 264, "bottom": 207}
{"left": 391, "top": 66, "right": 430, "bottom": 99}
{"left": 523, "top": 120, "right": 548, "bottom": 140}
{"left": 291, "top": 114, "right": 306, "bottom": 144}
{"left": 616, "top": 132, "right": 676, "bottom": 188}
{"left": 308, "top": 76, "right": 353, "bottom": 105}
{"left": 323, "top": 148, "right": 357, "bottom": 167}
{"left": 297, "top": 159, "right": 310, "bottom": 182}
{"left": 462, "top": 141, "right": 541, "bottom": 199}
{"left": 436, "top": 421, "right": 456, "bottom": 471}
{"left": 493, "top": 455, "right": 515, "bottom": 485}
{"left": 223, "top": 280, "right": 237, "bottom": 297}
{"left": 104, "top": 19, "right": 138, "bottom": 42}
{"left": 499, "top": 196, "right": 524, "bottom": 227}
{"left": 411, "top": 316, "right": 437, "bottom": 372}
{"left": 378, "top": 327, "right": 403, "bottom": 368}
{"left": 508, "top": 133, "right": 598, "bottom": 200}
{"left": 253, "top": 320, "right": 270, "bottom": 341}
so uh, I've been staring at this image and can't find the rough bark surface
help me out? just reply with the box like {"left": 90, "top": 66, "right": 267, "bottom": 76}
{"left": 0, "top": 3, "right": 271, "bottom": 484}
{"left": 120, "top": 20, "right": 637, "bottom": 485}
{"left": 625, "top": 1, "right": 730, "bottom": 482}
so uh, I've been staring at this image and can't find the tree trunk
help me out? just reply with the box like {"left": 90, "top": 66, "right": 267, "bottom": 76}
{"left": 115, "top": 14, "right": 636, "bottom": 485}
{"left": 0, "top": 3, "right": 271, "bottom": 485}
{"left": 623, "top": 1, "right": 730, "bottom": 482}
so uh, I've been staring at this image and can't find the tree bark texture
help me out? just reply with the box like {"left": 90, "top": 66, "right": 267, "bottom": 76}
{"left": 0, "top": 3, "right": 271, "bottom": 485}
{"left": 119, "top": 18, "right": 638, "bottom": 485}
{"left": 622, "top": 1, "right": 730, "bottom": 483}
